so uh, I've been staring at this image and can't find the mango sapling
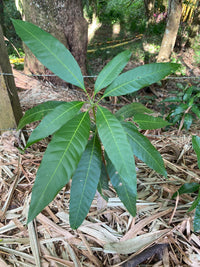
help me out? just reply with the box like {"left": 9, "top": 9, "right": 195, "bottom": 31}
{"left": 13, "top": 19, "right": 179, "bottom": 229}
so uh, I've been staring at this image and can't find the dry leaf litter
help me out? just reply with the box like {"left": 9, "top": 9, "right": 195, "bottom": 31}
{"left": 0, "top": 71, "right": 200, "bottom": 266}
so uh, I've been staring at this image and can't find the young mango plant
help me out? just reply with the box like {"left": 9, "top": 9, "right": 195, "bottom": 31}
{"left": 172, "top": 135, "right": 200, "bottom": 232}
{"left": 13, "top": 19, "right": 179, "bottom": 229}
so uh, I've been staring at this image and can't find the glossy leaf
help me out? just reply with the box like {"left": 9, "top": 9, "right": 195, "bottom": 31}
{"left": 192, "top": 135, "right": 200, "bottom": 169}
{"left": 106, "top": 155, "right": 137, "bottom": 216}
{"left": 70, "top": 134, "right": 102, "bottom": 229}
{"left": 183, "top": 86, "right": 193, "bottom": 101}
{"left": 12, "top": 19, "right": 85, "bottom": 90}
{"left": 172, "top": 182, "right": 200, "bottom": 199}
{"left": 188, "top": 189, "right": 200, "bottom": 212}
{"left": 17, "top": 101, "right": 64, "bottom": 130}
{"left": 183, "top": 113, "right": 193, "bottom": 130}
{"left": 26, "top": 101, "right": 84, "bottom": 147}
{"left": 133, "top": 114, "right": 170, "bottom": 130}
{"left": 103, "top": 63, "right": 179, "bottom": 97}
{"left": 96, "top": 106, "right": 136, "bottom": 213}
{"left": 94, "top": 50, "right": 132, "bottom": 94}
{"left": 27, "top": 112, "right": 90, "bottom": 223}
{"left": 115, "top": 102, "right": 153, "bottom": 120}
{"left": 122, "top": 121, "right": 167, "bottom": 177}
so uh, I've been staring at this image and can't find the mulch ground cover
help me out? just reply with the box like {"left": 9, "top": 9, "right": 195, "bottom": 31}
{"left": 0, "top": 69, "right": 200, "bottom": 266}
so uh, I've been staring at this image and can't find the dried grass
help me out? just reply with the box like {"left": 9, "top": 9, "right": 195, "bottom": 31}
{"left": 0, "top": 77, "right": 200, "bottom": 266}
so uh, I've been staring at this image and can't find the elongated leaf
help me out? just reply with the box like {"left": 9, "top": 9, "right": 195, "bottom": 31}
{"left": 70, "top": 134, "right": 102, "bottom": 229}
{"left": 26, "top": 101, "right": 84, "bottom": 147}
{"left": 183, "top": 86, "right": 193, "bottom": 101}
{"left": 97, "top": 162, "right": 109, "bottom": 201}
{"left": 115, "top": 102, "right": 153, "bottom": 120}
{"left": 133, "top": 114, "right": 170, "bottom": 129}
{"left": 94, "top": 50, "right": 132, "bottom": 94}
{"left": 27, "top": 112, "right": 90, "bottom": 223}
{"left": 188, "top": 189, "right": 200, "bottom": 212}
{"left": 96, "top": 106, "right": 136, "bottom": 217}
{"left": 172, "top": 182, "right": 200, "bottom": 199}
{"left": 194, "top": 192, "right": 200, "bottom": 232}
{"left": 12, "top": 19, "right": 85, "bottom": 90}
{"left": 103, "top": 63, "right": 179, "bottom": 97}
{"left": 183, "top": 113, "right": 193, "bottom": 130}
{"left": 106, "top": 155, "right": 137, "bottom": 216}
{"left": 17, "top": 101, "right": 64, "bottom": 130}
{"left": 192, "top": 135, "right": 200, "bottom": 169}
{"left": 192, "top": 105, "right": 200, "bottom": 119}
{"left": 171, "top": 104, "right": 188, "bottom": 117}
{"left": 122, "top": 121, "right": 167, "bottom": 177}
{"left": 163, "top": 97, "right": 182, "bottom": 103}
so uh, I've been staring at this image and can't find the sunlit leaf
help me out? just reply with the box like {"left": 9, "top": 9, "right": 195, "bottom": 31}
{"left": 94, "top": 50, "right": 132, "bottom": 94}
{"left": 12, "top": 19, "right": 85, "bottom": 90}
{"left": 103, "top": 63, "right": 179, "bottom": 97}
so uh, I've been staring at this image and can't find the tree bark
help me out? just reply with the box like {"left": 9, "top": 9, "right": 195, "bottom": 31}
{"left": 185, "top": 4, "right": 200, "bottom": 47}
{"left": 21, "top": 0, "right": 88, "bottom": 84}
{"left": 0, "top": 25, "right": 23, "bottom": 132}
{"left": 157, "top": 0, "right": 182, "bottom": 62}
{"left": 144, "top": 0, "right": 155, "bottom": 25}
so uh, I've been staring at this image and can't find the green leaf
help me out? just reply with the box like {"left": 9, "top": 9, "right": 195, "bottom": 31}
{"left": 192, "top": 135, "right": 200, "bottom": 169}
{"left": 183, "top": 86, "right": 193, "bottom": 101}
{"left": 12, "top": 19, "right": 85, "bottom": 90}
{"left": 69, "top": 134, "right": 102, "bottom": 229}
{"left": 94, "top": 50, "right": 132, "bottom": 94}
{"left": 172, "top": 183, "right": 200, "bottom": 199}
{"left": 115, "top": 102, "right": 153, "bottom": 120}
{"left": 103, "top": 63, "right": 179, "bottom": 97}
{"left": 97, "top": 162, "right": 109, "bottom": 201}
{"left": 171, "top": 104, "right": 188, "bottom": 117}
{"left": 188, "top": 190, "right": 200, "bottom": 213}
{"left": 194, "top": 193, "right": 200, "bottom": 232}
{"left": 27, "top": 112, "right": 90, "bottom": 223}
{"left": 133, "top": 114, "right": 170, "bottom": 130}
{"left": 17, "top": 101, "right": 64, "bottom": 130}
{"left": 122, "top": 121, "right": 167, "bottom": 177}
{"left": 96, "top": 106, "right": 136, "bottom": 217}
{"left": 183, "top": 113, "right": 193, "bottom": 130}
{"left": 163, "top": 97, "right": 182, "bottom": 103}
{"left": 26, "top": 101, "right": 84, "bottom": 147}
{"left": 106, "top": 155, "right": 137, "bottom": 216}
{"left": 192, "top": 105, "right": 200, "bottom": 119}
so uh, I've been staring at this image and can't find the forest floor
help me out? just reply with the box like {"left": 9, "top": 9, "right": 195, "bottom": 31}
{"left": 1, "top": 32, "right": 200, "bottom": 266}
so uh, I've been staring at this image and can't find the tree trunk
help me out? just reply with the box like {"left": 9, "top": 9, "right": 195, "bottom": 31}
{"left": 21, "top": 0, "right": 88, "bottom": 85}
{"left": 144, "top": 0, "right": 155, "bottom": 25}
{"left": 185, "top": 4, "right": 200, "bottom": 47}
{"left": 157, "top": 0, "right": 182, "bottom": 62}
{"left": 0, "top": 25, "right": 23, "bottom": 132}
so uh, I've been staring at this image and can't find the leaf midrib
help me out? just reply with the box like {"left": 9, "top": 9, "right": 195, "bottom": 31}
{"left": 31, "top": 112, "right": 88, "bottom": 216}
{"left": 98, "top": 107, "right": 136, "bottom": 208}
{"left": 17, "top": 21, "right": 84, "bottom": 89}
{"left": 103, "top": 67, "right": 172, "bottom": 97}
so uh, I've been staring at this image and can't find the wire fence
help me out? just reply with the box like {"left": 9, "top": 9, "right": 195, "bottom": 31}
{"left": 0, "top": 71, "right": 200, "bottom": 133}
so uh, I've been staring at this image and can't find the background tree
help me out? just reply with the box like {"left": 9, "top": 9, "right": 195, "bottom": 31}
{"left": 0, "top": 25, "right": 22, "bottom": 131}
{"left": 20, "top": 0, "right": 88, "bottom": 83}
{"left": 157, "top": 0, "right": 182, "bottom": 62}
